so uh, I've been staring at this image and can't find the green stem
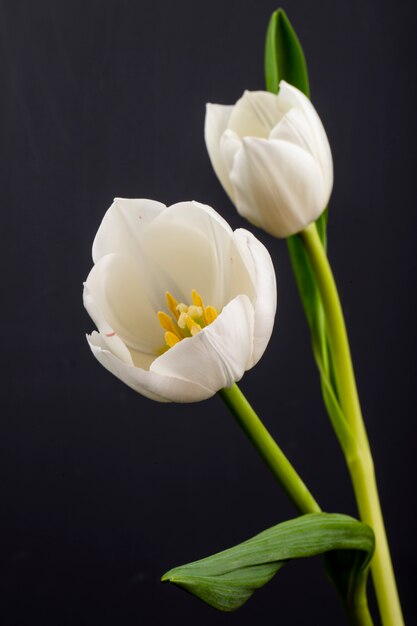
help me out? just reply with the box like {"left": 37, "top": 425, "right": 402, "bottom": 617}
{"left": 219, "top": 383, "right": 320, "bottom": 515}
{"left": 219, "top": 383, "right": 373, "bottom": 626}
{"left": 300, "top": 223, "right": 404, "bottom": 626}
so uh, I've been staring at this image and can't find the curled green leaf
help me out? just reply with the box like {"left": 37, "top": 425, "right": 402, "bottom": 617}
{"left": 162, "top": 513, "right": 374, "bottom": 612}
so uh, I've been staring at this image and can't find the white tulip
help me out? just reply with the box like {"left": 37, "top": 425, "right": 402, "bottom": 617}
{"left": 83, "top": 198, "right": 277, "bottom": 402}
{"left": 205, "top": 81, "right": 333, "bottom": 238}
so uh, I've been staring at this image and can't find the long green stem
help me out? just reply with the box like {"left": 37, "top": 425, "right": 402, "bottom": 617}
{"left": 300, "top": 223, "right": 404, "bottom": 626}
{"left": 219, "top": 383, "right": 320, "bottom": 515}
{"left": 219, "top": 383, "right": 373, "bottom": 626}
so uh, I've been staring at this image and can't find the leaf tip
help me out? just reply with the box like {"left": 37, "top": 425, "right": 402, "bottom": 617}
{"left": 268, "top": 7, "right": 290, "bottom": 29}
{"left": 161, "top": 570, "right": 173, "bottom": 584}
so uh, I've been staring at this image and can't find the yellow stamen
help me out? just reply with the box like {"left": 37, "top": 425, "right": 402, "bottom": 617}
{"left": 166, "top": 292, "right": 180, "bottom": 320}
{"left": 157, "top": 311, "right": 182, "bottom": 339}
{"left": 158, "top": 289, "right": 219, "bottom": 350}
{"left": 165, "top": 331, "right": 180, "bottom": 348}
{"left": 204, "top": 305, "right": 218, "bottom": 324}
{"left": 186, "top": 317, "right": 202, "bottom": 336}
{"left": 192, "top": 289, "right": 204, "bottom": 308}
{"left": 177, "top": 311, "right": 188, "bottom": 330}
{"left": 187, "top": 305, "right": 203, "bottom": 319}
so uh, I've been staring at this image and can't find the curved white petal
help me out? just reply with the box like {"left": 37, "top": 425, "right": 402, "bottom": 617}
{"left": 205, "top": 104, "right": 236, "bottom": 201}
{"left": 92, "top": 198, "right": 166, "bottom": 263}
{"left": 227, "top": 236, "right": 257, "bottom": 304}
{"left": 227, "top": 91, "right": 281, "bottom": 139}
{"left": 87, "top": 332, "right": 212, "bottom": 403}
{"left": 270, "top": 107, "right": 317, "bottom": 155}
{"left": 220, "top": 129, "right": 242, "bottom": 176}
{"left": 277, "top": 81, "right": 321, "bottom": 122}
{"left": 151, "top": 295, "right": 254, "bottom": 392}
{"left": 85, "top": 253, "right": 163, "bottom": 354}
{"left": 277, "top": 81, "right": 333, "bottom": 194}
{"left": 232, "top": 229, "right": 277, "bottom": 366}
{"left": 221, "top": 135, "right": 264, "bottom": 232}
{"left": 230, "top": 137, "right": 327, "bottom": 238}
{"left": 141, "top": 201, "right": 234, "bottom": 310}
{"left": 83, "top": 282, "right": 134, "bottom": 364}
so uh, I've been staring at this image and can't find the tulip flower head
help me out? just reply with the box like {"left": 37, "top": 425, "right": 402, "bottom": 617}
{"left": 83, "top": 199, "right": 277, "bottom": 402}
{"left": 205, "top": 81, "right": 333, "bottom": 238}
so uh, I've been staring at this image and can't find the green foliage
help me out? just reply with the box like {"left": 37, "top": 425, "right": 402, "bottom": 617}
{"left": 263, "top": 13, "right": 376, "bottom": 621}
{"left": 264, "top": 9, "right": 351, "bottom": 454}
{"left": 265, "top": 8, "right": 310, "bottom": 96}
{"left": 162, "top": 513, "right": 374, "bottom": 612}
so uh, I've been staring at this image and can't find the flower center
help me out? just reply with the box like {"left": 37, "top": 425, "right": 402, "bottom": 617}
{"left": 157, "top": 289, "right": 219, "bottom": 349}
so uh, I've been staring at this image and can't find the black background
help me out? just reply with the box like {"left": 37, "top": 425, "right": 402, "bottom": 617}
{"left": 1, "top": 1, "right": 416, "bottom": 624}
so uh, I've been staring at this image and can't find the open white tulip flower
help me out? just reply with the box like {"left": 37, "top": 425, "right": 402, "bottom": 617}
{"left": 205, "top": 81, "right": 333, "bottom": 238}
{"left": 83, "top": 198, "right": 277, "bottom": 403}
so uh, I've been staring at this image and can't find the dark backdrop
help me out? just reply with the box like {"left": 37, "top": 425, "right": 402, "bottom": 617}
{"left": 1, "top": 1, "right": 416, "bottom": 624}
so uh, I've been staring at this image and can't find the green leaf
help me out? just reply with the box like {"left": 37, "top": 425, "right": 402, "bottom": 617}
{"left": 265, "top": 8, "right": 310, "bottom": 96}
{"left": 265, "top": 10, "right": 343, "bottom": 447}
{"left": 264, "top": 8, "right": 327, "bottom": 341}
{"left": 287, "top": 233, "right": 323, "bottom": 329}
{"left": 289, "top": 230, "right": 357, "bottom": 456}
{"left": 162, "top": 513, "right": 374, "bottom": 612}
{"left": 287, "top": 229, "right": 335, "bottom": 387}
{"left": 325, "top": 549, "right": 370, "bottom": 612}
{"left": 311, "top": 330, "right": 355, "bottom": 456}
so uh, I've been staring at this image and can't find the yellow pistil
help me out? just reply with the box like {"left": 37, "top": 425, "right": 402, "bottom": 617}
{"left": 157, "top": 290, "right": 219, "bottom": 350}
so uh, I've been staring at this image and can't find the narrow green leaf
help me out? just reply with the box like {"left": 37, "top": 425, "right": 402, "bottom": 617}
{"left": 288, "top": 230, "right": 355, "bottom": 455}
{"left": 287, "top": 234, "right": 321, "bottom": 329}
{"left": 265, "top": 11, "right": 338, "bottom": 437}
{"left": 265, "top": 8, "right": 310, "bottom": 96}
{"left": 311, "top": 330, "right": 355, "bottom": 456}
{"left": 263, "top": 18, "right": 370, "bottom": 617}
{"left": 287, "top": 230, "right": 335, "bottom": 387}
{"left": 264, "top": 8, "right": 328, "bottom": 331}
{"left": 162, "top": 513, "right": 374, "bottom": 612}
{"left": 316, "top": 207, "right": 328, "bottom": 250}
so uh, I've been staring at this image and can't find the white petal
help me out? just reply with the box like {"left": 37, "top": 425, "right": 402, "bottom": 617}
{"left": 141, "top": 201, "right": 234, "bottom": 310}
{"left": 227, "top": 235, "right": 257, "bottom": 304}
{"left": 230, "top": 137, "right": 327, "bottom": 237}
{"left": 205, "top": 103, "right": 236, "bottom": 201}
{"left": 232, "top": 229, "right": 277, "bottom": 366}
{"left": 221, "top": 133, "right": 264, "bottom": 231}
{"left": 87, "top": 332, "right": 212, "bottom": 403}
{"left": 84, "top": 253, "right": 163, "bottom": 354}
{"left": 128, "top": 349, "right": 156, "bottom": 370}
{"left": 220, "top": 129, "right": 242, "bottom": 176}
{"left": 92, "top": 198, "right": 166, "bottom": 263}
{"left": 277, "top": 81, "right": 318, "bottom": 118}
{"left": 270, "top": 107, "right": 317, "bottom": 154}
{"left": 277, "top": 81, "right": 333, "bottom": 194}
{"left": 151, "top": 295, "right": 254, "bottom": 392}
{"left": 83, "top": 282, "right": 135, "bottom": 364}
{"left": 227, "top": 90, "right": 281, "bottom": 139}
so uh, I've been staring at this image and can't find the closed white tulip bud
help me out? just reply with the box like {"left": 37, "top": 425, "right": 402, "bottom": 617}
{"left": 205, "top": 81, "right": 333, "bottom": 238}
{"left": 83, "top": 199, "right": 277, "bottom": 402}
